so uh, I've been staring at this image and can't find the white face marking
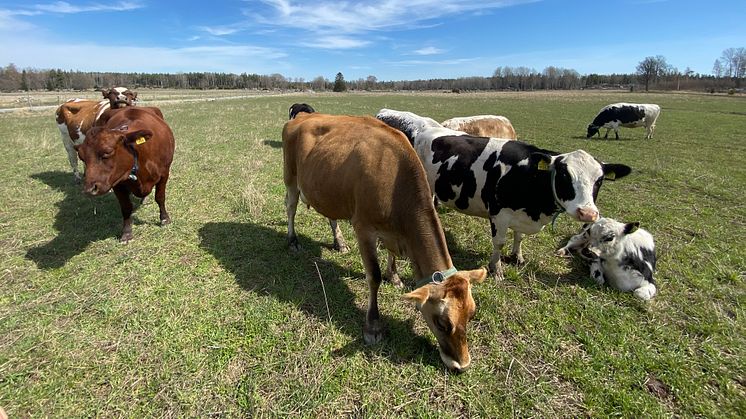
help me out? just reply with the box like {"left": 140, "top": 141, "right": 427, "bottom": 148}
{"left": 516, "top": 158, "right": 529, "bottom": 166}
{"left": 555, "top": 150, "right": 603, "bottom": 220}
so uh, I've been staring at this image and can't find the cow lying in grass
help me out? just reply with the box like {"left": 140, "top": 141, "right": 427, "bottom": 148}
{"left": 75, "top": 106, "right": 173, "bottom": 243}
{"left": 376, "top": 108, "right": 632, "bottom": 280}
{"left": 557, "top": 218, "right": 657, "bottom": 300}
{"left": 282, "top": 108, "right": 487, "bottom": 372}
{"left": 586, "top": 103, "right": 661, "bottom": 140}
{"left": 56, "top": 87, "right": 137, "bottom": 181}
{"left": 442, "top": 115, "right": 517, "bottom": 139}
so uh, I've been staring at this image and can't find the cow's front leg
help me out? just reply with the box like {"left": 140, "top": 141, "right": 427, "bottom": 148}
{"left": 590, "top": 259, "right": 605, "bottom": 286}
{"left": 329, "top": 219, "right": 349, "bottom": 253}
{"left": 285, "top": 184, "right": 301, "bottom": 251}
{"left": 489, "top": 217, "right": 509, "bottom": 280}
{"left": 154, "top": 174, "right": 170, "bottom": 225}
{"left": 604, "top": 128, "right": 610, "bottom": 139}
{"left": 355, "top": 227, "right": 384, "bottom": 344}
{"left": 113, "top": 185, "right": 134, "bottom": 243}
{"left": 63, "top": 139, "right": 81, "bottom": 182}
{"left": 385, "top": 252, "right": 403, "bottom": 288}
{"left": 557, "top": 227, "right": 591, "bottom": 257}
{"left": 510, "top": 231, "right": 525, "bottom": 265}
{"left": 614, "top": 128, "right": 620, "bottom": 140}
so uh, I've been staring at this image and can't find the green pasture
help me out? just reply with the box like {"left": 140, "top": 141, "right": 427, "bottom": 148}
{"left": 0, "top": 91, "right": 744, "bottom": 417}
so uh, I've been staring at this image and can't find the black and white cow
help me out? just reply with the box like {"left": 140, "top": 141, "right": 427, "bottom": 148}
{"left": 586, "top": 103, "right": 661, "bottom": 140}
{"left": 289, "top": 103, "right": 316, "bottom": 120}
{"left": 557, "top": 218, "right": 657, "bottom": 300}
{"left": 376, "top": 109, "right": 632, "bottom": 279}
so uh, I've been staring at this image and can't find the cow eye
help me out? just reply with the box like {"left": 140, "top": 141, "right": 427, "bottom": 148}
{"left": 101, "top": 151, "right": 113, "bottom": 159}
{"left": 434, "top": 316, "right": 452, "bottom": 333}
{"left": 601, "top": 234, "right": 614, "bottom": 242}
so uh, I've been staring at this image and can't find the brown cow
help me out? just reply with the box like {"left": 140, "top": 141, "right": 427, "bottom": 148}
{"left": 282, "top": 110, "right": 486, "bottom": 372}
{"left": 75, "top": 107, "right": 174, "bottom": 243}
{"left": 441, "top": 115, "right": 517, "bottom": 139}
{"left": 55, "top": 87, "right": 137, "bottom": 181}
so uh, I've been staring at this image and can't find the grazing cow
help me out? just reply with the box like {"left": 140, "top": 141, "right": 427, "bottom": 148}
{"left": 442, "top": 115, "right": 517, "bottom": 140}
{"left": 557, "top": 218, "right": 657, "bottom": 300}
{"left": 376, "top": 108, "right": 632, "bottom": 279}
{"left": 586, "top": 103, "right": 661, "bottom": 140}
{"left": 283, "top": 110, "right": 487, "bottom": 371}
{"left": 75, "top": 107, "right": 174, "bottom": 243}
{"left": 55, "top": 87, "right": 137, "bottom": 181}
{"left": 289, "top": 103, "right": 315, "bottom": 120}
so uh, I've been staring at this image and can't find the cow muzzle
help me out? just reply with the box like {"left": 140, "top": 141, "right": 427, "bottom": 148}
{"left": 439, "top": 349, "right": 470, "bottom": 373}
{"left": 576, "top": 207, "right": 599, "bottom": 222}
{"left": 83, "top": 182, "right": 106, "bottom": 196}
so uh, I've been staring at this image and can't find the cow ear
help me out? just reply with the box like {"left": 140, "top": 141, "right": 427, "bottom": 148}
{"left": 603, "top": 163, "right": 632, "bottom": 180}
{"left": 101, "top": 89, "right": 108, "bottom": 98}
{"left": 530, "top": 152, "right": 553, "bottom": 171}
{"left": 623, "top": 222, "right": 640, "bottom": 235}
{"left": 124, "top": 129, "right": 153, "bottom": 146}
{"left": 403, "top": 286, "right": 431, "bottom": 308}
{"left": 132, "top": 92, "right": 138, "bottom": 100}
{"left": 464, "top": 268, "right": 487, "bottom": 284}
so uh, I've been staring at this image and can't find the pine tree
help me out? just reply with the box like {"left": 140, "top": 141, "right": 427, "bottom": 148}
{"left": 333, "top": 72, "right": 346, "bottom": 92}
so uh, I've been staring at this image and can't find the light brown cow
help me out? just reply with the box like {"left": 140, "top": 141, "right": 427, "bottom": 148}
{"left": 282, "top": 110, "right": 486, "bottom": 372}
{"left": 75, "top": 106, "right": 174, "bottom": 243}
{"left": 55, "top": 87, "right": 137, "bottom": 181}
{"left": 441, "top": 115, "right": 517, "bottom": 139}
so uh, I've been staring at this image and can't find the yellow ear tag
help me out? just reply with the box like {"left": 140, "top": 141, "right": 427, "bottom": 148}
{"left": 605, "top": 172, "right": 616, "bottom": 180}
{"left": 537, "top": 160, "right": 550, "bottom": 171}
{"left": 135, "top": 137, "right": 146, "bottom": 145}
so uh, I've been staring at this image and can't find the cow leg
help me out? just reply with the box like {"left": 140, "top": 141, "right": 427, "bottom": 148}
{"left": 614, "top": 128, "right": 620, "bottom": 140}
{"left": 154, "top": 175, "right": 170, "bottom": 225}
{"left": 285, "top": 184, "right": 301, "bottom": 251}
{"left": 62, "top": 137, "right": 81, "bottom": 182}
{"left": 329, "top": 219, "right": 349, "bottom": 253}
{"left": 385, "top": 252, "right": 403, "bottom": 288}
{"left": 557, "top": 228, "right": 591, "bottom": 257}
{"left": 604, "top": 129, "right": 610, "bottom": 139}
{"left": 510, "top": 231, "right": 525, "bottom": 265}
{"left": 113, "top": 185, "right": 134, "bottom": 243}
{"left": 590, "top": 259, "right": 605, "bottom": 286}
{"left": 489, "top": 217, "right": 508, "bottom": 280}
{"left": 355, "top": 227, "right": 384, "bottom": 344}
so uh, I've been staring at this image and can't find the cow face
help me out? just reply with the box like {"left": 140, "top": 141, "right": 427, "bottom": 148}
{"left": 533, "top": 150, "right": 631, "bottom": 222}
{"left": 102, "top": 87, "right": 136, "bottom": 108}
{"left": 585, "top": 218, "right": 640, "bottom": 257}
{"left": 586, "top": 124, "right": 600, "bottom": 138}
{"left": 403, "top": 268, "right": 487, "bottom": 372}
{"left": 75, "top": 125, "right": 153, "bottom": 196}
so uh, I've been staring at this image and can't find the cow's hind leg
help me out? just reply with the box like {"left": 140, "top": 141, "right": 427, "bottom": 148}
{"left": 62, "top": 136, "right": 81, "bottom": 182}
{"left": 590, "top": 259, "right": 605, "bottom": 285}
{"left": 329, "top": 219, "right": 349, "bottom": 253}
{"left": 114, "top": 185, "right": 134, "bottom": 243}
{"left": 355, "top": 226, "right": 385, "bottom": 344}
{"left": 509, "top": 231, "right": 525, "bottom": 265}
{"left": 285, "top": 184, "right": 301, "bottom": 251}
{"left": 385, "top": 252, "right": 403, "bottom": 288}
{"left": 154, "top": 174, "right": 170, "bottom": 225}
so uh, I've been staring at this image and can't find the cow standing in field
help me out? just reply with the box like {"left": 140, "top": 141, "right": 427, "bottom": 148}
{"left": 557, "top": 218, "right": 657, "bottom": 300}
{"left": 75, "top": 106, "right": 174, "bottom": 243}
{"left": 442, "top": 115, "right": 517, "bottom": 139}
{"left": 586, "top": 103, "right": 661, "bottom": 140}
{"left": 377, "top": 108, "right": 632, "bottom": 280}
{"left": 56, "top": 87, "right": 137, "bottom": 181}
{"left": 282, "top": 109, "right": 487, "bottom": 372}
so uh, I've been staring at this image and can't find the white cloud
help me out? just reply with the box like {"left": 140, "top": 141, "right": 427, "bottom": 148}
{"left": 413, "top": 46, "right": 444, "bottom": 55}
{"left": 301, "top": 36, "right": 371, "bottom": 49}
{"left": 32, "top": 1, "right": 143, "bottom": 14}
{"left": 388, "top": 57, "right": 482, "bottom": 66}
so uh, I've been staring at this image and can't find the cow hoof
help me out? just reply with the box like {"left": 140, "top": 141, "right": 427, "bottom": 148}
{"left": 288, "top": 237, "right": 301, "bottom": 252}
{"left": 160, "top": 218, "right": 171, "bottom": 226}
{"left": 556, "top": 248, "right": 571, "bottom": 258}
{"left": 363, "top": 322, "right": 384, "bottom": 345}
{"left": 386, "top": 273, "right": 403, "bottom": 289}
{"left": 119, "top": 235, "right": 133, "bottom": 244}
{"left": 505, "top": 253, "right": 525, "bottom": 265}
{"left": 334, "top": 243, "right": 350, "bottom": 253}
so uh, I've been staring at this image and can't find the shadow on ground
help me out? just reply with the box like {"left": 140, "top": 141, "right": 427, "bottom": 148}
{"left": 25, "top": 171, "right": 145, "bottom": 269}
{"left": 262, "top": 139, "right": 283, "bottom": 148}
{"left": 198, "top": 221, "right": 443, "bottom": 368}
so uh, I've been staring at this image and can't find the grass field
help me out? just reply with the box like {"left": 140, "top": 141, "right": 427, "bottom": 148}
{"left": 1, "top": 90, "right": 744, "bottom": 417}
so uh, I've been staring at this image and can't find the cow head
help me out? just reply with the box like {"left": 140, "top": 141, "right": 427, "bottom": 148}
{"left": 75, "top": 125, "right": 152, "bottom": 196}
{"left": 584, "top": 218, "right": 640, "bottom": 258}
{"left": 102, "top": 87, "right": 137, "bottom": 109}
{"left": 288, "top": 103, "right": 315, "bottom": 120}
{"left": 403, "top": 268, "right": 487, "bottom": 372}
{"left": 586, "top": 124, "right": 600, "bottom": 138}
{"left": 531, "top": 150, "right": 631, "bottom": 222}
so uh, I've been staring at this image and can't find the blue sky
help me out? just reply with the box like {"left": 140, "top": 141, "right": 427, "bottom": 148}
{"left": 0, "top": 0, "right": 744, "bottom": 81}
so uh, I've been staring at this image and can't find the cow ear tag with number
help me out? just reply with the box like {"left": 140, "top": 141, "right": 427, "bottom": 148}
{"left": 135, "top": 137, "right": 147, "bottom": 145}
{"left": 537, "top": 160, "right": 550, "bottom": 171}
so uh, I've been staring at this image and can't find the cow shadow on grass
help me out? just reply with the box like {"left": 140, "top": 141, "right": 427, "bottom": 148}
{"left": 198, "top": 221, "right": 444, "bottom": 368}
{"left": 25, "top": 171, "right": 145, "bottom": 269}
{"left": 261, "top": 139, "right": 283, "bottom": 149}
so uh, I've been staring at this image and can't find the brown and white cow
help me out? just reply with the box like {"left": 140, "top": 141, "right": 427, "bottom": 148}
{"left": 441, "top": 115, "right": 517, "bottom": 139}
{"left": 55, "top": 87, "right": 137, "bottom": 181}
{"left": 282, "top": 110, "right": 487, "bottom": 372}
{"left": 75, "top": 106, "right": 174, "bottom": 243}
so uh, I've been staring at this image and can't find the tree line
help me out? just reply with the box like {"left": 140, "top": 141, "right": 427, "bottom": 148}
{"left": 0, "top": 48, "right": 743, "bottom": 93}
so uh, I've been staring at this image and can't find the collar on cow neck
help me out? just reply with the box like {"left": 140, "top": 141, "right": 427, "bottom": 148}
{"left": 415, "top": 266, "right": 458, "bottom": 288}
{"left": 549, "top": 167, "right": 564, "bottom": 231}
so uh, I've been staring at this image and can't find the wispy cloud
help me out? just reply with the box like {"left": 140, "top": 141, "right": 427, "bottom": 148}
{"left": 301, "top": 36, "right": 371, "bottom": 49}
{"left": 388, "top": 57, "right": 482, "bottom": 66}
{"left": 413, "top": 46, "right": 445, "bottom": 56}
{"left": 32, "top": 1, "right": 143, "bottom": 14}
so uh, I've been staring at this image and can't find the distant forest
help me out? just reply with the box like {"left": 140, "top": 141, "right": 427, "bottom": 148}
{"left": 0, "top": 52, "right": 743, "bottom": 94}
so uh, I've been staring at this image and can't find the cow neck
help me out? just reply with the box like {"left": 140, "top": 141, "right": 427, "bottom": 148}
{"left": 404, "top": 211, "right": 456, "bottom": 288}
